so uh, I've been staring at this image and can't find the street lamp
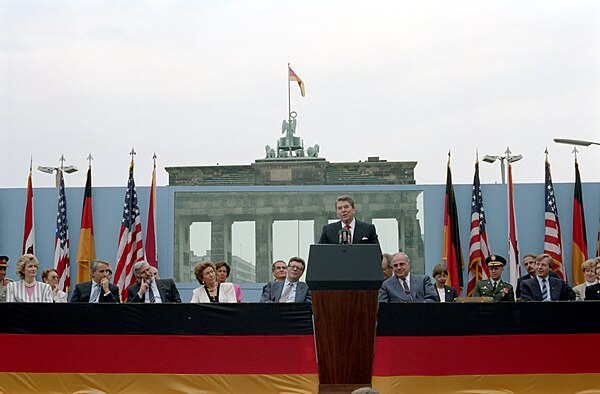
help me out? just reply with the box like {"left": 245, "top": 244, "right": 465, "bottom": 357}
{"left": 482, "top": 147, "right": 522, "bottom": 184}
{"left": 554, "top": 138, "right": 600, "bottom": 147}
{"left": 38, "top": 155, "right": 78, "bottom": 187}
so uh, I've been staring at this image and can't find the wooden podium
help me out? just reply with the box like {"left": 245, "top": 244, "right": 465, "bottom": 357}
{"left": 306, "top": 244, "right": 382, "bottom": 393}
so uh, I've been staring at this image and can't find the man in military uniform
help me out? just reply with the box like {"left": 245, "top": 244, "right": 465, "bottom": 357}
{"left": 472, "top": 255, "right": 515, "bottom": 302}
{"left": 0, "top": 255, "right": 14, "bottom": 303}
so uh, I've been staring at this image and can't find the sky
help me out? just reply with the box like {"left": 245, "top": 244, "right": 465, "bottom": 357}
{"left": 1, "top": 0, "right": 600, "bottom": 189}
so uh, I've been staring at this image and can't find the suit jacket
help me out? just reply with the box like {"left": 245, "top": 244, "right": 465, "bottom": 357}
{"left": 378, "top": 274, "right": 438, "bottom": 303}
{"left": 126, "top": 279, "right": 182, "bottom": 303}
{"left": 584, "top": 283, "right": 600, "bottom": 300}
{"left": 318, "top": 220, "right": 379, "bottom": 244}
{"left": 472, "top": 279, "right": 515, "bottom": 302}
{"left": 190, "top": 283, "right": 237, "bottom": 303}
{"left": 520, "top": 276, "right": 575, "bottom": 301}
{"left": 572, "top": 281, "right": 597, "bottom": 301}
{"left": 435, "top": 285, "right": 458, "bottom": 302}
{"left": 516, "top": 271, "right": 559, "bottom": 298}
{"left": 260, "top": 280, "right": 311, "bottom": 303}
{"left": 70, "top": 281, "right": 120, "bottom": 303}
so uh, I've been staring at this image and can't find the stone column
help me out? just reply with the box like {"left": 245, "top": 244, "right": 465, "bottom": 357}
{"left": 210, "top": 215, "right": 232, "bottom": 263}
{"left": 174, "top": 216, "right": 192, "bottom": 282}
{"left": 255, "top": 217, "right": 273, "bottom": 282}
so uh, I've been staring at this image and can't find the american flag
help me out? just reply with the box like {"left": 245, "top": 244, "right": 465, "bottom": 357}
{"left": 507, "top": 161, "right": 520, "bottom": 289}
{"left": 467, "top": 161, "right": 491, "bottom": 296}
{"left": 114, "top": 160, "right": 145, "bottom": 301}
{"left": 54, "top": 171, "right": 70, "bottom": 292}
{"left": 543, "top": 158, "right": 567, "bottom": 282}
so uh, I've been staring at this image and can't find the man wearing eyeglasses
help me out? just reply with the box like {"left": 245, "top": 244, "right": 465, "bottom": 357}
{"left": 260, "top": 257, "right": 311, "bottom": 303}
{"left": 378, "top": 252, "right": 437, "bottom": 302}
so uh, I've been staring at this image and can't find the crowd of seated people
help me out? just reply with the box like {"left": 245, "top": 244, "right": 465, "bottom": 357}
{"left": 1, "top": 249, "right": 599, "bottom": 304}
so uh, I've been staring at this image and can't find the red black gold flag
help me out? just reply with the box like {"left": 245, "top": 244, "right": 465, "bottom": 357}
{"left": 76, "top": 166, "right": 95, "bottom": 283}
{"left": 442, "top": 155, "right": 464, "bottom": 293}
{"left": 571, "top": 159, "right": 588, "bottom": 285}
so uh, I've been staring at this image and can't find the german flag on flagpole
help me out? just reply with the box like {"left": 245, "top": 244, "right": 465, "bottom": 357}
{"left": 22, "top": 159, "right": 35, "bottom": 255}
{"left": 145, "top": 154, "right": 158, "bottom": 268}
{"left": 76, "top": 160, "right": 95, "bottom": 283}
{"left": 442, "top": 152, "right": 464, "bottom": 294}
{"left": 288, "top": 65, "right": 305, "bottom": 97}
{"left": 571, "top": 156, "right": 588, "bottom": 285}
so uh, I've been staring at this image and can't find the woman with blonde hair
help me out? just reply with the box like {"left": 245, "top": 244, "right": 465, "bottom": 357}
{"left": 191, "top": 261, "right": 236, "bottom": 303}
{"left": 6, "top": 254, "right": 53, "bottom": 303}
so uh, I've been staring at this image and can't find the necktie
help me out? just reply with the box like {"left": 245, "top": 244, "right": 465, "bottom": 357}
{"left": 402, "top": 278, "right": 413, "bottom": 301}
{"left": 90, "top": 284, "right": 100, "bottom": 303}
{"left": 492, "top": 282, "right": 497, "bottom": 292}
{"left": 148, "top": 286, "right": 156, "bottom": 303}
{"left": 345, "top": 224, "right": 352, "bottom": 243}
{"left": 279, "top": 282, "right": 293, "bottom": 303}
{"left": 541, "top": 278, "right": 549, "bottom": 301}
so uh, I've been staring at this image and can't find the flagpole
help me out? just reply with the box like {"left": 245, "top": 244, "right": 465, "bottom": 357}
{"left": 287, "top": 63, "right": 291, "bottom": 123}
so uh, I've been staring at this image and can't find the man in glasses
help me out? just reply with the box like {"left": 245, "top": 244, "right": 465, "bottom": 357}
{"left": 378, "top": 252, "right": 437, "bottom": 302}
{"left": 260, "top": 257, "right": 311, "bottom": 303}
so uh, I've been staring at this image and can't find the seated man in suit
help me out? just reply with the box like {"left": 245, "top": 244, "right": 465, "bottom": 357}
{"left": 379, "top": 252, "right": 437, "bottom": 302}
{"left": 472, "top": 255, "right": 514, "bottom": 302}
{"left": 521, "top": 253, "right": 575, "bottom": 301}
{"left": 382, "top": 253, "right": 393, "bottom": 280}
{"left": 516, "top": 253, "right": 558, "bottom": 298}
{"left": 71, "top": 259, "right": 120, "bottom": 303}
{"left": 126, "top": 261, "right": 182, "bottom": 303}
{"left": 260, "top": 260, "right": 288, "bottom": 300}
{"left": 318, "top": 195, "right": 379, "bottom": 244}
{"left": 260, "top": 257, "right": 311, "bottom": 303}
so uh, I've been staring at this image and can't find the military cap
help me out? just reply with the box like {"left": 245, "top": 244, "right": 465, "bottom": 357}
{"left": 486, "top": 254, "right": 506, "bottom": 268}
{"left": 0, "top": 255, "right": 8, "bottom": 268}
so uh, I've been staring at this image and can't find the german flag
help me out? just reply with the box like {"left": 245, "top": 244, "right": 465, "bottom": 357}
{"left": 571, "top": 159, "right": 588, "bottom": 285}
{"left": 373, "top": 302, "right": 600, "bottom": 392}
{"left": 442, "top": 154, "right": 464, "bottom": 293}
{"left": 76, "top": 166, "right": 95, "bottom": 283}
{"left": 442, "top": 153, "right": 464, "bottom": 294}
{"left": 0, "top": 303, "right": 317, "bottom": 393}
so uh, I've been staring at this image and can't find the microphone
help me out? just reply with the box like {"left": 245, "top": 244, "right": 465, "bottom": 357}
{"left": 338, "top": 228, "right": 350, "bottom": 244}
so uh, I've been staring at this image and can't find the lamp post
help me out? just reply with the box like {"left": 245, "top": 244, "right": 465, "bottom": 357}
{"left": 553, "top": 138, "right": 600, "bottom": 147}
{"left": 38, "top": 155, "right": 78, "bottom": 187}
{"left": 482, "top": 147, "right": 523, "bottom": 184}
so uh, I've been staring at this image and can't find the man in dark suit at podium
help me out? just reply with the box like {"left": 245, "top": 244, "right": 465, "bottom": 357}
{"left": 379, "top": 253, "right": 437, "bottom": 302}
{"left": 318, "top": 195, "right": 379, "bottom": 244}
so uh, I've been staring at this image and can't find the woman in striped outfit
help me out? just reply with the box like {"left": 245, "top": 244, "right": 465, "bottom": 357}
{"left": 6, "top": 254, "right": 53, "bottom": 303}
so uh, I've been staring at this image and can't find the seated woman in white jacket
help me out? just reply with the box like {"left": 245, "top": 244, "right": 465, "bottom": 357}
{"left": 6, "top": 254, "right": 53, "bottom": 303}
{"left": 191, "top": 261, "right": 237, "bottom": 303}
